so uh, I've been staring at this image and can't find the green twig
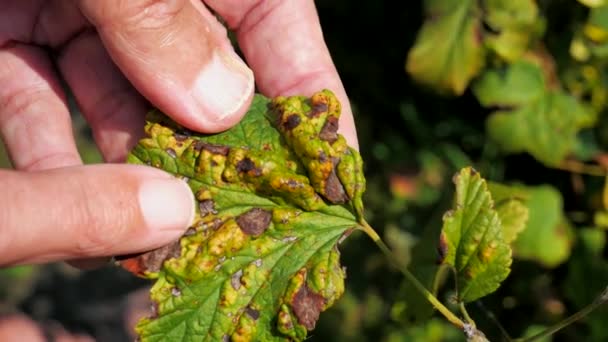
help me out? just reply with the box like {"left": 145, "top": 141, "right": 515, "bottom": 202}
{"left": 515, "top": 286, "right": 608, "bottom": 342}
{"left": 459, "top": 302, "right": 476, "bottom": 326}
{"left": 358, "top": 220, "right": 465, "bottom": 329}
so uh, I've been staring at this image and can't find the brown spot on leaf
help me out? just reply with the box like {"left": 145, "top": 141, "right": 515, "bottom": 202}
{"left": 231, "top": 269, "right": 243, "bottom": 290}
{"left": 309, "top": 102, "right": 328, "bottom": 118}
{"left": 292, "top": 284, "right": 326, "bottom": 330}
{"left": 193, "top": 141, "right": 230, "bottom": 155}
{"left": 236, "top": 157, "right": 261, "bottom": 176}
{"left": 318, "top": 151, "right": 328, "bottom": 163}
{"left": 173, "top": 132, "right": 189, "bottom": 141}
{"left": 165, "top": 148, "right": 177, "bottom": 158}
{"left": 203, "top": 218, "right": 223, "bottom": 231}
{"left": 118, "top": 240, "right": 181, "bottom": 276}
{"left": 199, "top": 199, "right": 217, "bottom": 217}
{"left": 283, "top": 114, "right": 301, "bottom": 130}
{"left": 323, "top": 167, "right": 348, "bottom": 204}
{"left": 236, "top": 208, "right": 272, "bottom": 236}
{"left": 245, "top": 306, "right": 260, "bottom": 320}
{"left": 437, "top": 233, "right": 448, "bottom": 264}
{"left": 319, "top": 116, "right": 339, "bottom": 143}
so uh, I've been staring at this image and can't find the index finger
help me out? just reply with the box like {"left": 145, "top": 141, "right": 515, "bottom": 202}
{"left": 204, "top": 0, "right": 358, "bottom": 148}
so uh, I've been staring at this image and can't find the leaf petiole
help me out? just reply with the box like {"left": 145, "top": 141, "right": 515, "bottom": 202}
{"left": 357, "top": 220, "right": 465, "bottom": 329}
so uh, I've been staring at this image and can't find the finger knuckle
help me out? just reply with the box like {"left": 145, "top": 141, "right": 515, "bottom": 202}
{"left": 72, "top": 186, "right": 132, "bottom": 257}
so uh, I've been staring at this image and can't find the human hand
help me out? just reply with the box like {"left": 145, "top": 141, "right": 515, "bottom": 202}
{"left": 0, "top": 0, "right": 357, "bottom": 266}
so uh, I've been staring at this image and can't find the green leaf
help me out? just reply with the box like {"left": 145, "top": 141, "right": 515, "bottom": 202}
{"left": 495, "top": 199, "right": 529, "bottom": 244}
{"left": 487, "top": 183, "right": 529, "bottom": 244}
{"left": 439, "top": 167, "right": 512, "bottom": 303}
{"left": 489, "top": 183, "right": 573, "bottom": 267}
{"left": 406, "top": 0, "right": 485, "bottom": 95}
{"left": 578, "top": 0, "right": 608, "bottom": 9}
{"left": 473, "top": 61, "right": 597, "bottom": 166}
{"left": 124, "top": 90, "right": 365, "bottom": 341}
{"left": 483, "top": 0, "right": 544, "bottom": 62}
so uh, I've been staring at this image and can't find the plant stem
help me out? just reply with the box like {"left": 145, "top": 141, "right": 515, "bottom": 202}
{"left": 556, "top": 160, "right": 606, "bottom": 177}
{"left": 459, "top": 302, "right": 475, "bottom": 326}
{"left": 358, "top": 220, "right": 465, "bottom": 329}
{"left": 514, "top": 286, "right": 608, "bottom": 342}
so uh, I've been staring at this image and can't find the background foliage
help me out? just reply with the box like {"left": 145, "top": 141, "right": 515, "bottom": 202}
{"left": 1, "top": 0, "right": 608, "bottom": 341}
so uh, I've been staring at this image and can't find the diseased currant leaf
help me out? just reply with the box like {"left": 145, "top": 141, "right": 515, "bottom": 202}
{"left": 123, "top": 90, "right": 365, "bottom": 341}
{"left": 483, "top": 0, "right": 544, "bottom": 62}
{"left": 473, "top": 61, "right": 597, "bottom": 166}
{"left": 406, "top": 0, "right": 485, "bottom": 95}
{"left": 439, "top": 167, "right": 512, "bottom": 303}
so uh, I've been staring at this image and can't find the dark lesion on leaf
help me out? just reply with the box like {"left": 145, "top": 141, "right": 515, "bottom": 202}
{"left": 231, "top": 269, "right": 243, "bottom": 290}
{"left": 236, "top": 208, "right": 272, "bottom": 236}
{"left": 324, "top": 167, "right": 348, "bottom": 204}
{"left": 437, "top": 232, "right": 449, "bottom": 265}
{"left": 173, "top": 131, "right": 190, "bottom": 141}
{"left": 283, "top": 114, "right": 301, "bottom": 130}
{"left": 308, "top": 101, "right": 328, "bottom": 118}
{"left": 245, "top": 306, "right": 260, "bottom": 320}
{"left": 165, "top": 148, "right": 177, "bottom": 158}
{"left": 193, "top": 141, "right": 230, "bottom": 156}
{"left": 319, "top": 116, "right": 339, "bottom": 143}
{"left": 236, "top": 157, "right": 262, "bottom": 177}
{"left": 292, "top": 284, "right": 326, "bottom": 330}
{"left": 118, "top": 239, "right": 182, "bottom": 276}
{"left": 322, "top": 157, "right": 349, "bottom": 204}
{"left": 199, "top": 199, "right": 218, "bottom": 217}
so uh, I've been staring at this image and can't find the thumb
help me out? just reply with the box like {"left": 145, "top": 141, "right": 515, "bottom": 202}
{"left": 0, "top": 165, "right": 195, "bottom": 266}
{"left": 76, "top": 0, "right": 254, "bottom": 132}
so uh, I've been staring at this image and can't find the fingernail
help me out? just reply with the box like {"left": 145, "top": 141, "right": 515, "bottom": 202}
{"left": 192, "top": 50, "right": 254, "bottom": 122}
{"left": 139, "top": 178, "right": 195, "bottom": 233}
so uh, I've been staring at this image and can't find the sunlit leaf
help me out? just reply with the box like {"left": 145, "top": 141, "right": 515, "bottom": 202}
{"left": 483, "top": 0, "right": 544, "bottom": 61}
{"left": 487, "top": 183, "right": 529, "bottom": 244}
{"left": 578, "top": 0, "right": 608, "bottom": 9}
{"left": 406, "top": 0, "right": 485, "bottom": 95}
{"left": 123, "top": 90, "right": 365, "bottom": 341}
{"left": 489, "top": 183, "right": 573, "bottom": 267}
{"left": 473, "top": 61, "right": 597, "bottom": 166}
{"left": 439, "top": 168, "right": 512, "bottom": 303}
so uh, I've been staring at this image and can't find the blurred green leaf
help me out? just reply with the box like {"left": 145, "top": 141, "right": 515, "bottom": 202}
{"left": 487, "top": 183, "right": 530, "bottom": 244}
{"left": 440, "top": 167, "right": 512, "bottom": 303}
{"left": 474, "top": 61, "right": 597, "bottom": 166}
{"left": 495, "top": 199, "right": 529, "bottom": 244}
{"left": 406, "top": 0, "right": 484, "bottom": 95}
{"left": 578, "top": 0, "right": 608, "bottom": 8}
{"left": 490, "top": 183, "right": 573, "bottom": 267}
{"left": 483, "top": 0, "right": 544, "bottom": 61}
